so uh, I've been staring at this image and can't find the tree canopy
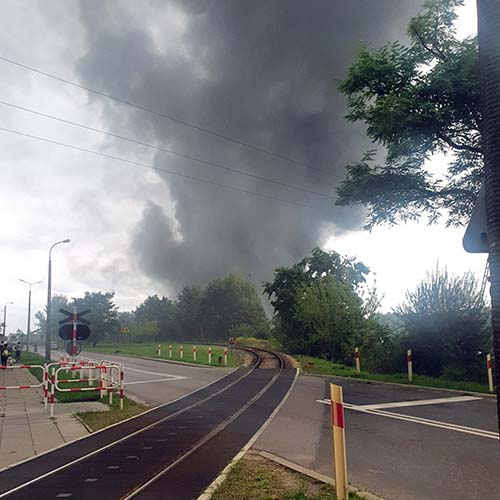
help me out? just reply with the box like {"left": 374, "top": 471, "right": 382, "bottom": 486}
{"left": 336, "top": 0, "right": 481, "bottom": 228}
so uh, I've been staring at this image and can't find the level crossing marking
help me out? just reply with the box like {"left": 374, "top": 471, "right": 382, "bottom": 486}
{"left": 124, "top": 367, "right": 187, "bottom": 379}
{"left": 124, "top": 377, "right": 188, "bottom": 386}
{"left": 316, "top": 398, "right": 498, "bottom": 440}
{"left": 344, "top": 395, "right": 481, "bottom": 410}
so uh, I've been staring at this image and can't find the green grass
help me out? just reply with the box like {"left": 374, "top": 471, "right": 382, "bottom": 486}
{"left": 211, "top": 452, "right": 363, "bottom": 500}
{"left": 77, "top": 396, "right": 148, "bottom": 432}
{"left": 85, "top": 342, "right": 242, "bottom": 367}
{"left": 298, "top": 355, "right": 492, "bottom": 394}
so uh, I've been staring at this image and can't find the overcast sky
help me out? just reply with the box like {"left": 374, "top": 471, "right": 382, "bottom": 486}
{"left": 0, "top": 0, "right": 486, "bottom": 334}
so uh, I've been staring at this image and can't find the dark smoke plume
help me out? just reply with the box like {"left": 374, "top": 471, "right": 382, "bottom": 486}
{"left": 76, "top": 0, "right": 423, "bottom": 292}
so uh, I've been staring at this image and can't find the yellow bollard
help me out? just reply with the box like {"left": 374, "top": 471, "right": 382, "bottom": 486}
{"left": 330, "top": 384, "right": 348, "bottom": 500}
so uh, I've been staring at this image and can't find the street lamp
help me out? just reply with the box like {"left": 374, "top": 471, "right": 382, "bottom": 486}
{"left": 19, "top": 279, "right": 43, "bottom": 352}
{"left": 45, "top": 239, "right": 70, "bottom": 362}
{"left": 2, "top": 302, "right": 14, "bottom": 339}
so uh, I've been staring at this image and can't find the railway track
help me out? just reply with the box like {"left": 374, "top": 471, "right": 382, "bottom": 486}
{"left": 0, "top": 347, "right": 297, "bottom": 500}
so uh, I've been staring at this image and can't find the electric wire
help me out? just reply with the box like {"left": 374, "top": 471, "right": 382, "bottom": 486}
{"left": 0, "top": 126, "right": 322, "bottom": 211}
{"left": 0, "top": 55, "right": 333, "bottom": 175}
{"left": 0, "top": 99, "right": 334, "bottom": 200}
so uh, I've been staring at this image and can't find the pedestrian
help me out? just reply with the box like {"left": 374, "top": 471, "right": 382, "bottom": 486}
{"left": 1, "top": 342, "right": 8, "bottom": 367}
{"left": 15, "top": 341, "right": 22, "bottom": 363}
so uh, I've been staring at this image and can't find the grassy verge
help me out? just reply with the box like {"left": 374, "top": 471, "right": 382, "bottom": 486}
{"left": 77, "top": 396, "right": 148, "bottom": 432}
{"left": 211, "top": 452, "right": 362, "bottom": 500}
{"left": 85, "top": 342, "right": 242, "bottom": 367}
{"left": 298, "top": 355, "right": 492, "bottom": 394}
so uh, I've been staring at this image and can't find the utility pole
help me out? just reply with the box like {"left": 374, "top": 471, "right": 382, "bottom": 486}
{"left": 3, "top": 302, "right": 13, "bottom": 339}
{"left": 477, "top": 0, "right": 500, "bottom": 435}
{"left": 45, "top": 239, "right": 70, "bottom": 362}
{"left": 19, "top": 279, "right": 43, "bottom": 352}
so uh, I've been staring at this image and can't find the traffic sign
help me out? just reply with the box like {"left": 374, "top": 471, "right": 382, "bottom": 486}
{"left": 464, "top": 185, "right": 489, "bottom": 253}
{"left": 58, "top": 324, "right": 91, "bottom": 341}
{"left": 65, "top": 340, "right": 82, "bottom": 356}
{"left": 58, "top": 308, "right": 91, "bottom": 325}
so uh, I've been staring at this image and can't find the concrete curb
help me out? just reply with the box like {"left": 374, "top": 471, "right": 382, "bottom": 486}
{"left": 303, "top": 372, "right": 497, "bottom": 399}
{"left": 258, "top": 450, "right": 387, "bottom": 500}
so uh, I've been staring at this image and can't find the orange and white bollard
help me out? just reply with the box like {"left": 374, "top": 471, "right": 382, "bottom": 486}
{"left": 180, "top": 345, "right": 183, "bottom": 359}
{"left": 208, "top": 347, "right": 212, "bottom": 365}
{"left": 407, "top": 349, "right": 413, "bottom": 383}
{"left": 193, "top": 345, "right": 197, "bottom": 362}
{"left": 487, "top": 353, "right": 494, "bottom": 393}
{"left": 169, "top": 344, "right": 173, "bottom": 358}
{"left": 119, "top": 366, "right": 124, "bottom": 410}
{"left": 224, "top": 347, "right": 228, "bottom": 366}
{"left": 354, "top": 347, "right": 360, "bottom": 374}
{"left": 157, "top": 344, "right": 162, "bottom": 357}
{"left": 330, "top": 383, "right": 348, "bottom": 500}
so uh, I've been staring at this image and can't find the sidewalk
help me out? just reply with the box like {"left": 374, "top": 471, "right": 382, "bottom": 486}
{"left": 0, "top": 365, "right": 102, "bottom": 470}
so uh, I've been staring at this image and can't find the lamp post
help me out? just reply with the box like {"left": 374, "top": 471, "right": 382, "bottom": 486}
{"left": 2, "top": 302, "right": 13, "bottom": 340}
{"left": 19, "top": 279, "right": 42, "bottom": 352}
{"left": 45, "top": 239, "right": 70, "bottom": 362}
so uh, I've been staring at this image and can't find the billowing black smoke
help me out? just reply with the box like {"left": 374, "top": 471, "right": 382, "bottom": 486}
{"left": 76, "top": 0, "right": 423, "bottom": 291}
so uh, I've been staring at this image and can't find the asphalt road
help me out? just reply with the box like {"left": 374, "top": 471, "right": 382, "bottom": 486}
{"left": 255, "top": 375, "right": 500, "bottom": 500}
{"left": 81, "top": 350, "right": 232, "bottom": 405}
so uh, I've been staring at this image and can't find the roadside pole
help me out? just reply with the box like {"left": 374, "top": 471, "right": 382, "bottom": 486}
{"left": 487, "top": 354, "right": 494, "bottom": 393}
{"left": 407, "top": 349, "right": 413, "bottom": 383}
{"left": 157, "top": 344, "right": 161, "bottom": 357}
{"left": 208, "top": 347, "right": 212, "bottom": 365}
{"left": 330, "top": 384, "right": 348, "bottom": 500}
{"left": 193, "top": 345, "right": 197, "bottom": 362}
{"left": 169, "top": 344, "right": 172, "bottom": 358}
{"left": 180, "top": 345, "right": 183, "bottom": 359}
{"left": 477, "top": 0, "right": 500, "bottom": 436}
{"left": 224, "top": 347, "right": 228, "bottom": 366}
{"left": 354, "top": 347, "right": 360, "bottom": 374}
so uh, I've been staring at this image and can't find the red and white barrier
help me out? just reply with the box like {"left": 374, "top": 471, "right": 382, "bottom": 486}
{"left": 208, "top": 347, "right": 212, "bottom": 365}
{"left": 354, "top": 347, "right": 360, "bottom": 374}
{"left": 179, "top": 345, "right": 183, "bottom": 359}
{"left": 224, "top": 348, "right": 228, "bottom": 366}
{"left": 407, "top": 349, "right": 413, "bottom": 383}
{"left": 487, "top": 353, "right": 494, "bottom": 393}
{"left": 0, "top": 364, "right": 44, "bottom": 391}
{"left": 193, "top": 345, "right": 197, "bottom": 362}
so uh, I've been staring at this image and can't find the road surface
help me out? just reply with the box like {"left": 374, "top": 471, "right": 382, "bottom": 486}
{"left": 255, "top": 375, "right": 500, "bottom": 500}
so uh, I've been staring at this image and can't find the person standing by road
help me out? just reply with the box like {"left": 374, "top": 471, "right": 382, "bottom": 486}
{"left": 1, "top": 342, "right": 8, "bottom": 367}
{"left": 15, "top": 341, "right": 22, "bottom": 363}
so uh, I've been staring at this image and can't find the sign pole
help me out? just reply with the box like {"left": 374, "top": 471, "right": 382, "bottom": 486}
{"left": 330, "top": 384, "right": 348, "bottom": 500}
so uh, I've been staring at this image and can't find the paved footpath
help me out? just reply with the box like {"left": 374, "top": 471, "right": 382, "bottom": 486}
{"left": 0, "top": 366, "right": 95, "bottom": 470}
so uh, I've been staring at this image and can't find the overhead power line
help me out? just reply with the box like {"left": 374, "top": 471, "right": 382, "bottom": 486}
{"left": 0, "top": 125, "right": 322, "bottom": 211}
{"left": 0, "top": 100, "right": 334, "bottom": 200}
{"left": 0, "top": 55, "right": 333, "bottom": 175}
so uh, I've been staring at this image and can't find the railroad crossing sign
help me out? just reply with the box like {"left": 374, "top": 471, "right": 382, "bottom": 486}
{"left": 65, "top": 340, "right": 82, "bottom": 356}
{"left": 58, "top": 308, "right": 91, "bottom": 356}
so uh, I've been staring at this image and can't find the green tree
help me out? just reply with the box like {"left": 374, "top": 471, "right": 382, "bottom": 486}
{"left": 72, "top": 292, "right": 119, "bottom": 346}
{"left": 175, "top": 286, "right": 203, "bottom": 340}
{"left": 264, "top": 247, "right": 369, "bottom": 354}
{"left": 396, "top": 266, "right": 490, "bottom": 380}
{"left": 336, "top": 0, "right": 481, "bottom": 227}
{"left": 199, "top": 275, "right": 269, "bottom": 341}
{"left": 35, "top": 294, "right": 70, "bottom": 342}
{"left": 134, "top": 295, "right": 178, "bottom": 339}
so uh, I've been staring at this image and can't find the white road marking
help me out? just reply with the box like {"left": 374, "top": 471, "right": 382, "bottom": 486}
{"left": 124, "top": 377, "right": 188, "bottom": 386}
{"left": 56, "top": 494, "right": 72, "bottom": 498}
{"left": 84, "top": 478, "right": 98, "bottom": 482}
{"left": 347, "top": 395, "right": 481, "bottom": 410}
{"left": 316, "top": 399, "right": 498, "bottom": 440}
{"left": 107, "top": 466, "right": 120, "bottom": 470}
{"left": 124, "top": 367, "right": 187, "bottom": 379}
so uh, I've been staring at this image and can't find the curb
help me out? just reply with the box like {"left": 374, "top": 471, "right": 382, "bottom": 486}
{"left": 302, "top": 372, "right": 497, "bottom": 399}
{"left": 257, "top": 450, "right": 387, "bottom": 500}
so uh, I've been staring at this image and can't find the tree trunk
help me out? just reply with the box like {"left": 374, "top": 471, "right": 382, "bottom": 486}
{"left": 477, "top": 0, "right": 500, "bottom": 437}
